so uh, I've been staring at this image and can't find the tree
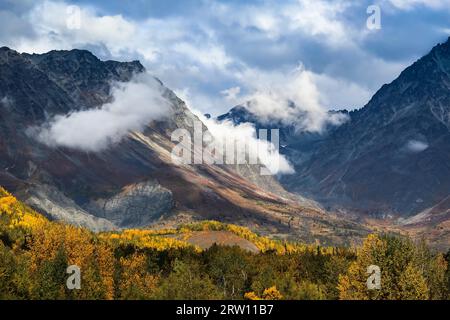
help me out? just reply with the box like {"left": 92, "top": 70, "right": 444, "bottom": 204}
{"left": 398, "top": 263, "right": 429, "bottom": 300}
{"left": 244, "top": 286, "right": 283, "bottom": 300}
{"left": 295, "top": 281, "right": 326, "bottom": 300}
{"left": 158, "top": 260, "right": 222, "bottom": 299}
{"left": 249, "top": 252, "right": 301, "bottom": 299}
{"left": 31, "top": 246, "right": 68, "bottom": 299}
{"left": 338, "top": 234, "right": 446, "bottom": 300}
{"left": 262, "top": 286, "right": 283, "bottom": 300}
{"left": 117, "top": 252, "right": 158, "bottom": 300}
{"left": 204, "top": 245, "right": 251, "bottom": 299}
{"left": 413, "top": 240, "right": 447, "bottom": 299}
{"left": 0, "top": 241, "right": 17, "bottom": 299}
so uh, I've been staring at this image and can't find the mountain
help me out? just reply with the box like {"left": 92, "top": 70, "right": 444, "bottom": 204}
{"left": 0, "top": 47, "right": 368, "bottom": 245}
{"left": 217, "top": 104, "right": 346, "bottom": 169}
{"left": 219, "top": 38, "right": 450, "bottom": 222}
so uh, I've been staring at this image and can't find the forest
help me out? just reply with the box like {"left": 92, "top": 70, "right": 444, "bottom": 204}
{"left": 0, "top": 186, "right": 449, "bottom": 300}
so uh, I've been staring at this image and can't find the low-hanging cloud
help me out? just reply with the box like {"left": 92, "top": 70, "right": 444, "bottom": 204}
{"left": 236, "top": 66, "right": 349, "bottom": 133}
{"left": 405, "top": 139, "right": 429, "bottom": 153}
{"left": 0, "top": 96, "right": 13, "bottom": 107}
{"left": 195, "top": 112, "right": 295, "bottom": 175}
{"left": 35, "top": 73, "right": 172, "bottom": 151}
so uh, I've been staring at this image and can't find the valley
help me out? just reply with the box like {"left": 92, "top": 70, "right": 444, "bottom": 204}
{"left": 1, "top": 39, "right": 450, "bottom": 249}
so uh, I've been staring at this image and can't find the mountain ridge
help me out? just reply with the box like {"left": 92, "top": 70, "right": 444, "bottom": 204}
{"left": 218, "top": 37, "right": 450, "bottom": 223}
{"left": 0, "top": 46, "right": 369, "bottom": 245}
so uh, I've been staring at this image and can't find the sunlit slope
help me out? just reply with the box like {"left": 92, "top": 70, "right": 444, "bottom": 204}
{"left": 0, "top": 186, "right": 338, "bottom": 255}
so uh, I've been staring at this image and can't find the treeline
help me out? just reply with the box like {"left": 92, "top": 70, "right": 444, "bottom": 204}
{"left": 0, "top": 187, "right": 449, "bottom": 300}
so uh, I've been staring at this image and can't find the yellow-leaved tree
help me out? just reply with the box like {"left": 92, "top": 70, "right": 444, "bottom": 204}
{"left": 117, "top": 253, "right": 159, "bottom": 300}
{"left": 338, "top": 234, "right": 446, "bottom": 300}
{"left": 244, "top": 286, "right": 283, "bottom": 300}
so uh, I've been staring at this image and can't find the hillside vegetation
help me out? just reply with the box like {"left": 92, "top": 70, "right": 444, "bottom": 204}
{"left": 0, "top": 187, "right": 449, "bottom": 300}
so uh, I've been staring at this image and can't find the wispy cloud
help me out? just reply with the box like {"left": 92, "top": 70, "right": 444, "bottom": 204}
{"left": 384, "top": 0, "right": 450, "bottom": 10}
{"left": 195, "top": 112, "right": 295, "bottom": 175}
{"left": 236, "top": 65, "right": 349, "bottom": 132}
{"left": 405, "top": 140, "right": 429, "bottom": 153}
{"left": 33, "top": 73, "right": 172, "bottom": 151}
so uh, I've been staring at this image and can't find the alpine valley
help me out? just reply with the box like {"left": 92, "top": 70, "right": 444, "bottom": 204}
{"left": 2, "top": 38, "right": 450, "bottom": 249}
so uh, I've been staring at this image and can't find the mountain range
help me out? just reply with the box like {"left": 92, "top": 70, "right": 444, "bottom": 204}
{"left": 2, "top": 38, "right": 450, "bottom": 248}
{"left": 0, "top": 46, "right": 369, "bottom": 246}
{"left": 217, "top": 38, "right": 450, "bottom": 248}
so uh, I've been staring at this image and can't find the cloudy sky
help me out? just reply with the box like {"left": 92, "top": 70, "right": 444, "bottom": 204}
{"left": 1, "top": 0, "right": 450, "bottom": 116}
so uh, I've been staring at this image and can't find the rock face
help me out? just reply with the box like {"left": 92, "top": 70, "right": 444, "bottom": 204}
{"left": 18, "top": 183, "right": 115, "bottom": 231}
{"left": 85, "top": 181, "right": 173, "bottom": 228}
{"left": 0, "top": 47, "right": 172, "bottom": 230}
{"left": 0, "top": 46, "right": 367, "bottom": 245}
{"left": 219, "top": 38, "right": 450, "bottom": 219}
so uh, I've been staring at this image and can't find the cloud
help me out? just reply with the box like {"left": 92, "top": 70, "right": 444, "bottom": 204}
{"left": 405, "top": 140, "right": 429, "bottom": 153}
{"left": 209, "top": 0, "right": 353, "bottom": 46}
{"left": 195, "top": 112, "right": 295, "bottom": 175}
{"left": 220, "top": 86, "right": 241, "bottom": 101}
{"left": 236, "top": 65, "right": 349, "bottom": 132}
{"left": 0, "top": 0, "right": 448, "bottom": 120}
{"left": 11, "top": 1, "right": 136, "bottom": 55}
{"left": 283, "top": 0, "right": 353, "bottom": 47}
{"left": 34, "top": 73, "right": 172, "bottom": 151}
{"left": 311, "top": 73, "right": 373, "bottom": 109}
{"left": 0, "top": 96, "right": 13, "bottom": 107}
{"left": 384, "top": 0, "right": 450, "bottom": 10}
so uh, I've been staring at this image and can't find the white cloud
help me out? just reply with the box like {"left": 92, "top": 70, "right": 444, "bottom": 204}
{"left": 235, "top": 65, "right": 349, "bottom": 132}
{"left": 385, "top": 0, "right": 450, "bottom": 10}
{"left": 210, "top": 0, "right": 354, "bottom": 46}
{"left": 13, "top": 1, "right": 136, "bottom": 54}
{"left": 311, "top": 73, "right": 373, "bottom": 109}
{"left": 34, "top": 73, "right": 172, "bottom": 151}
{"left": 0, "top": 0, "right": 423, "bottom": 120}
{"left": 220, "top": 86, "right": 241, "bottom": 102}
{"left": 0, "top": 96, "right": 13, "bottom": 107}
{"left": 405, "top": 140, "right": 429, "bottom": 153}
{"left": 172, "top": 42, "right": 231, "bottom": 70}
{"left": 195, "top": 112, "right": 295, "bottom": 175}
{"left": 283, "top": 0, "right": 353, "bottom": 47}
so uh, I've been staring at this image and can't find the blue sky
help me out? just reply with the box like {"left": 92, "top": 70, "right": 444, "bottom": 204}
{"left": 1, "top": 0, "right": 450, "bottom": 116}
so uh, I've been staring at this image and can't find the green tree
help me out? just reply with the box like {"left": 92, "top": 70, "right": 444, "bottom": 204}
{"left": 204, "top": 245, "right": 251, "bottom": 299}
{"left": 158, "top": 260, "right": 222, "bottom": 299}
{"left": 295, "top": 281, "right": 326, "bottom": 300}
{"left": 0, "top": 241, "right": 17, "bottom": 299}
{"left": 31, "top": 246, "right": 68, "bottom": 299}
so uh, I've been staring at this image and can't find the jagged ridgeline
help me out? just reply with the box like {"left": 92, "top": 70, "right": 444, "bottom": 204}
{"left": 216, "top": 38, "right": 450, "bottom": 249}
{"left": 0, "top": 46, "right": 369, "bottom": 245}
{"left": 1, "top": 187, "right": 449, "bottom": 300}
{"left": 220, "top": 38, "right": 450, "bottom": 220}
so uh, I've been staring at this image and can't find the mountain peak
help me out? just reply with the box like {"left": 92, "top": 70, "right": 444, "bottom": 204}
{"left": 217, "top": 104, "right": 256, "bottom": 125}
{"left": 440, "top": 35, "right": 450, "bottom": 47}
{"left": 24, "top": 48, "right": 101, "bottom": 65}
{"left": 0, "top": 46, "right": 21, "bottom": 63}
{"left": 0, "top": 47, "right": 148, "bottom": 116}
{"left": 22, "top": 48, "right": 144, "bottom": 73}
{"left": 428, "top": 36, "right": 450, "bottom": 56}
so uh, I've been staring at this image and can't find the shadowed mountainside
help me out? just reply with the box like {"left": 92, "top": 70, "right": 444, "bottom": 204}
{"left": 219, "top": 38, "right": 450, "bottom": 223}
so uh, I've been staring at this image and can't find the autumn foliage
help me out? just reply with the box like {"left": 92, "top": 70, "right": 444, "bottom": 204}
{"left": 0, "top": 187, "right": 449, "bottom": 300}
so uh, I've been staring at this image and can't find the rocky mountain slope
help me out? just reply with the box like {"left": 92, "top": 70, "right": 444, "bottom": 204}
{"left": 219, "top": 38, "right": 450, "bottom": 225}
{"left": 0, "top": 47, "right": 368, "bottom": 245}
